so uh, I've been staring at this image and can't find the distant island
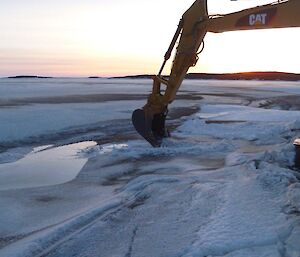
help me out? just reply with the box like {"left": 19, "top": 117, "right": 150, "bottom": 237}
{"left": 4, "top": 72, "right": 300, "bottom": 81}
{"left": 7, "top": 75, "right": 52, "bottom": 79}
{"left": 111, "top": 72, "right": 300, "bottom": 81}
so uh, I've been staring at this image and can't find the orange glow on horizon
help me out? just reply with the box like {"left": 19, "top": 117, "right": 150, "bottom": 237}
{"left": 0, "top": 0, "right": 299, "bottom": 77}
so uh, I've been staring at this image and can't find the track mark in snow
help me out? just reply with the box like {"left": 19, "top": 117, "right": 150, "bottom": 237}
{"left": 0, "top": 200, "right": 123, "bottom": 257}
{"left": 125, "top": 226, "right": 138, "bottom": 257}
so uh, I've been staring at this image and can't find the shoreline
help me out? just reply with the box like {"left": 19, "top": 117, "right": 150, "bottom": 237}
{"left": 111, "top": 71, "right": 300, "bottom": 81}
{"left": 2, "top": 71, "right": 300, "bottom": 81}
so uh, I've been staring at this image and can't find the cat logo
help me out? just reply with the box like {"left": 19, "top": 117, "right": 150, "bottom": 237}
{"left": 236, "top": 7, "right": 277, "bottom": 28}
{"left": 249, "top": 13, "right": 267, "bottom": 26}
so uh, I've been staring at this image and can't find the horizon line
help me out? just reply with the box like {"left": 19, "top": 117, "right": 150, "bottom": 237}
{"left": 1, "top": 70, "right": 300, "bottom": 79}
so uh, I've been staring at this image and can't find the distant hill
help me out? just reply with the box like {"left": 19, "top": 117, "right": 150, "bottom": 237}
{"left": 186, "top": 72, "right": 300, "bottom": 81}
{"left": 111, "top": 74, "right": 154, "bottom": 79}
{"left": 111, "top": 72, "right": 300, "bottom": 81}
{"left": 7, "top": 75, "right": 52, "bottom": 79}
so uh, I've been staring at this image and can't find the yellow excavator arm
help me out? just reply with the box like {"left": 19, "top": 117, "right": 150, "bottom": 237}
{"left": 132, "top": 0, "right": 300, "bottom": 147}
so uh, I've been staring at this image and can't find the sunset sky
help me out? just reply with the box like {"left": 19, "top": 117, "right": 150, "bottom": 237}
{"left": 1, "top": 0, "right": 299, "bottom": 77}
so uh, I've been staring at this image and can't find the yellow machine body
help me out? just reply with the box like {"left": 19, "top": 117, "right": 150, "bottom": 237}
{"left": 132, "top": 0, "right": 300, "bottom": 147}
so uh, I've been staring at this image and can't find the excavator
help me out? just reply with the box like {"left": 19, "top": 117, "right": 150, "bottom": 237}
{"left": 132, "top": 0, "right": 300, "bottom": 147}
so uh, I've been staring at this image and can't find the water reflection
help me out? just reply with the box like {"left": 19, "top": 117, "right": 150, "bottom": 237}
{"left": 0, "top": 141, "right": 96, "bottom": 190}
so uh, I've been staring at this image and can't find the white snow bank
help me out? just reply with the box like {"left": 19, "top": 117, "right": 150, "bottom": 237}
{"left": 182, "top": 162, "right": 297, "bottom": 257}
{"left": 197, "top": 104, "right": 300, "bottom": 122}
{"left": 177, "top": 104, "right": 300, "bottom": 143}
{"left": 84, "top": 139, "right": 233, "bottom": 159}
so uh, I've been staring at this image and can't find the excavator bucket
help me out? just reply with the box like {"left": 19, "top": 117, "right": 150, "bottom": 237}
{"left": 132, "top": 109, "right": 168, "bottom": 147}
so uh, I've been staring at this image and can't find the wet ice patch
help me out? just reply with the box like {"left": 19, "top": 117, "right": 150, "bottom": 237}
{"left": 0, "top": 141, "right": 96, "bottom": 190}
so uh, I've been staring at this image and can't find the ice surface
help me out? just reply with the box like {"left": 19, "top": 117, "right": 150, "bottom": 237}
{"left": 0, "top": 78, "right": 198, "bottom": 146}
{"left": 0, "top": 78, "right": 151, "bottom": 99}
{"left": 0, "top": 141, "right": 96, "bottom": 190}
{"left": 177, "top": 104, "right": 300, "bottom": 144}
{"left": 0, "top": 79, "right": 300, "bottom": 257}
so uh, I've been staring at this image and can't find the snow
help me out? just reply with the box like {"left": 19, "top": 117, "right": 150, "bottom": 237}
{"left": 176, "top": 104, "right": 300, "bottom": 143}
{"left": 0, "top": 78, "right": 300, "bottom": 257}
{"left": 183, "top": 163, "right": 296, "bottom": 257}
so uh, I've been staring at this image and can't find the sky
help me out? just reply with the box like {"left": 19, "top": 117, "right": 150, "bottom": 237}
{"left": 0, "top": 0, "right": 299, "bottom": 77}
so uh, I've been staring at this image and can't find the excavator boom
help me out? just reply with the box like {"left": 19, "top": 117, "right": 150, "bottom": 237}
{"left": 208, "top": 0, "right": 300, "bottom": 33}
{"left": 132, "top": 0, "right": 300, "bottom": 147}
